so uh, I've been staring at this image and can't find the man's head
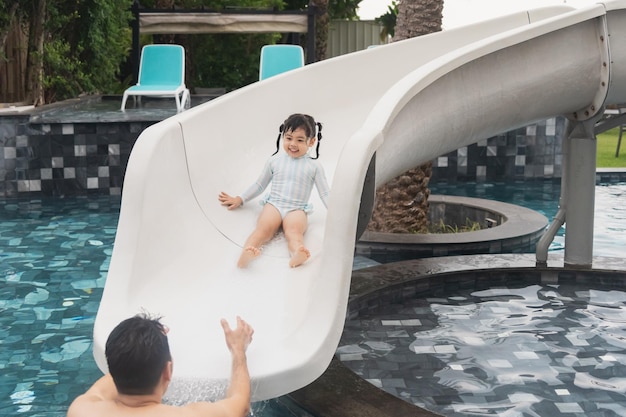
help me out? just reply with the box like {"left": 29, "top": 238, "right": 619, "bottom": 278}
{"left": 105, "top": 313, "right": 172, "bottom": 395}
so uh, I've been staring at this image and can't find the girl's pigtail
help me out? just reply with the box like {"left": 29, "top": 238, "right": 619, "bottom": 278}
{"left": 272, "top": 124, "right": 284, "bottom": 156}
{"left": 312, "top": 122, "right": 322, "bottom": 159}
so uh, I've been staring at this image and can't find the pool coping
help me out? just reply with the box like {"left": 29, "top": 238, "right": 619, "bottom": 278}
{"left": 360, "top": 195, "right": 548, "bottom": 245}
{"left": 288, "top": 253, "right": 626, "bottom": 417}
{"left": 21, "top": 94, "right": 221, "bottom": 124}
{"left": 357, "top": 195, "right": 548, "bottom": 262}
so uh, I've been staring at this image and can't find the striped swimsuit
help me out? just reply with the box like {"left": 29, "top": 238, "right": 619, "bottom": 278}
{"left": 240, "top": 153, "right": 330, "bottom": 217}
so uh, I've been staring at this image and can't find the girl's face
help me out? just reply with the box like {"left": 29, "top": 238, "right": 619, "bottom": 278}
{"left": 282, "top": 127, "right": 315, "bottom": 158}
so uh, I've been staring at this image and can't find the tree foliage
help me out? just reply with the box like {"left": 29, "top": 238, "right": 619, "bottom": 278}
{"left": 4, "top": 0, "right": 132, "bottom": 104}
{"left": 185, "top": 32, "right": 281, "bottom": 91}
{"left": 3, "top": 0, "right": 364, "bottom": 103}
{"left": 40, "top": 0, "right": 132, "bottom": 102}
{"left": 0, "top": 1, "right": 20, "bottom": 60}
{"left": 283, "top": 0, "right": 361, "bottom": 20}
{"left": 375, "top": 1, "right": 398, "bottom": 41}
{"left": 283, "top": 0, "right": 362, "bottom": 62}
{"left": 136, "top": 0, "right": 362, "bottom": 89}
{"left": 134, "top": 0, "right": 295, "bottom": 90}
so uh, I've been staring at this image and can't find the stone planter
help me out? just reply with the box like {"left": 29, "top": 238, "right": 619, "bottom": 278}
{"left": 356, "top": 195, "right": 548, "bottom": 263}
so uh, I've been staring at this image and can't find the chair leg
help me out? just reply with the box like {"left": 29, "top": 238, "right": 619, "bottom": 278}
{"left": 120, "top": 93, "right": 128, "bottom": 111}
{"left": 182, "top": 89, "right": 190, "bottom": 110}
{"left": 176, "top": 89, "right": 190, "bottom": 113}
{"left": 175, "top": 93, "right": 182, "bottom": 113}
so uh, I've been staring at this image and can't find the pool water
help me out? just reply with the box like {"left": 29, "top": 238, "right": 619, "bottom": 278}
{"left": 0, "top": 197, "right": 118, "bottom": 416}
{"left": 339, "top": 180, "right": 626, "bottom": 417}
{"left": 0, "top": 196, "right": 292, "bottom": 416}
{"left": 0, "top": 180, "right": 624, "bottom": 415}
{"left": 339, "top": 282, "right": 626, "bottom": 416}
{"left": 430, "top": 181, "right": 626, "bottom": 257}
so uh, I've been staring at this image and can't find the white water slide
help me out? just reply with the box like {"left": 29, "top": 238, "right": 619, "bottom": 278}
{"left": 94, "top": 2, "right": 626, "bottom": 402}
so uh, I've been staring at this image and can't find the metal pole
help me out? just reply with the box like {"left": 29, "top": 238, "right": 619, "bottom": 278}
{"left": 536, "top": 120, "right": 575, "bottom": 267}
{"left": 306, "top": 1, "right": 316, "bottom": 64}
{"left": 131, "top": 0, "right": 141, "bottom": 84}
{"left": 564, "top": 119, "right": 598, "bottom": 268}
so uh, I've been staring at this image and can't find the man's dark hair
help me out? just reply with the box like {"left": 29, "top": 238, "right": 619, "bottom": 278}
{"left": 105, "top": 313, "right": 171, "bottom": 395}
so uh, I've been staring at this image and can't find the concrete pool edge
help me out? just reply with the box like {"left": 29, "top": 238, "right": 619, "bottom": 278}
{"left": 287, "top": 254, "right": 626, "bottom": 417}
{"left": 357, "top": 195, "right": 549, "bottom": 262}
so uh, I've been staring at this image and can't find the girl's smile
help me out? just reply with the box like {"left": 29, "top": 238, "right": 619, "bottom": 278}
{"left": 283, "top": 127, "right": 315, "bottom": 158}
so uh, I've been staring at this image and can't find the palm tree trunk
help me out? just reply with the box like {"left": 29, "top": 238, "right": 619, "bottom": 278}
{"left": 311, "top": 0, "right": 329, "bottom": 61}
{"left": 368, "top": 0, "right": 443, "bottom": 234}
{"left": 395, "top": 0, "right": 443, "bottom": 40}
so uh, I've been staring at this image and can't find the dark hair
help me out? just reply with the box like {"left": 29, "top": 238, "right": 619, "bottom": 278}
{"left": 105, "top": 313, "right": 171, "bottom": 395}
{"left": 272, "top": 113, "right": 323, "bottom": 159}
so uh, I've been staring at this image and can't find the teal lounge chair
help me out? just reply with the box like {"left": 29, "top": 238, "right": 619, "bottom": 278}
{"left": 259, "top": 45, "right": 305, "bottom": 81}
{"left": 121, "top": 44, "right": 190, "bottom": 112}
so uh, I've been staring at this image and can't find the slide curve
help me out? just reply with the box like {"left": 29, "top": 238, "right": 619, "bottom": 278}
{"left": 93, "top": 1, "right": 626, "bottom": 402}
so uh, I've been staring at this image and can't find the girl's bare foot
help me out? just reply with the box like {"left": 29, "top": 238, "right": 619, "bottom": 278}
{"left": 237, "top": 246, "right": 260, "bottom": 268}
{"left": 289, "top": 246, "right": 310, "bottom": 268}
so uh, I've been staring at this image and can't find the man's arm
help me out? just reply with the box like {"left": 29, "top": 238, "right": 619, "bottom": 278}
{"left": 223, "top": 343, "right": 251, "bottom": 412}
{"left": 185, "top": 317, "right": 254, "bottom": 417}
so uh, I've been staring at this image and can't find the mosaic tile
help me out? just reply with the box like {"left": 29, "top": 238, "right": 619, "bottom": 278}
{"left": 0, "top": 196, "right": 121, "bottom": 415}
{"left": 340, "top": 260, "right": 626, "bottom": 417}
{"left": 0, "top": 110, "right": 575, "bottom": 197}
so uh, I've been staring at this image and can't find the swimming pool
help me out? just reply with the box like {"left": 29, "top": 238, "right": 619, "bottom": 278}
{"left": 430, "top": 180, "right": 626, "bottom": 257}
{"left": 339, "top": 275, "right": 626, "bottom": 417}
{"left": 0, "top": 196, "right": 118, "bottom": 416}
{"left": 337, "top": 181, "right": 626, "bottom": 417}
{"left": 1, "top": 180, "right": 624, "bottom": 415}
{"left": 0, "top": 196, "right": 294, "bottom": 416}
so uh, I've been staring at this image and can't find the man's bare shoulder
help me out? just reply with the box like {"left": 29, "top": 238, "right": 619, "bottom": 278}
{"left": 67, "top": 394, "right": 224, "bottom": 417}
{"left": 67, "top": 392, "right": 117, "bottom": 417}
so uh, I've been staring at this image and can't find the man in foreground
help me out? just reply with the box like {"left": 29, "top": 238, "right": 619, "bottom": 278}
{"left": 67, "top": 314, "right": 254, "bottom": 417}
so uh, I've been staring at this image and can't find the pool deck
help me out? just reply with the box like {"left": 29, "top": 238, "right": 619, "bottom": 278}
{"left": 289, "top": 253, "right": 626, "bottom": 417}
{"left": 27, "top": 94, "right": 221, "bottom": 123}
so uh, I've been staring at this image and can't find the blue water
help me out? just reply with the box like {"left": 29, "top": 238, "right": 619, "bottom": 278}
{"left": 0, "top": 180, "right": 624, "bottom": 415}
{"left": 0, "top": 197, "right": 118, "bottom": 416}
{"left": 430, "top": 181, "right": 626, "bottom": 257}
{"left": 0, "top": 196, "right": 291, "bottom": 416}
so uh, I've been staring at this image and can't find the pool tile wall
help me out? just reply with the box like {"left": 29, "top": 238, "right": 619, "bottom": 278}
{"left": 0, "top": 113, "right": 155, "bottom": 198}
{"left": 1, "top": 108, "right": 624, "bottom": 198}
{"left": 431, "top": 117, "right": 565, "bottom": 182}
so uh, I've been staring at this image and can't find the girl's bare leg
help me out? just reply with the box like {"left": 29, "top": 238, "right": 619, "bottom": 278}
{"left": 283, "top": 210, "right": 309, "bottom": 268}
{"left": 238, "top": 204, "right": 282, "bottom": 268}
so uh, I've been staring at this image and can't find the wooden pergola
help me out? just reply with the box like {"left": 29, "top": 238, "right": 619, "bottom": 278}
{"left": 130, "top": 0, "right": 318, "bottom": 83}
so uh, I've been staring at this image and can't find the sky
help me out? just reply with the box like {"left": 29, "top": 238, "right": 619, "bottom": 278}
{"left": 357, "top": 0, "right": 604, "bottom": 28}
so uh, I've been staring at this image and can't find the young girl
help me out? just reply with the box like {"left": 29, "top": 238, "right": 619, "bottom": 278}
{"left": 219, "top": 113, "right": 330, "bottom": 268}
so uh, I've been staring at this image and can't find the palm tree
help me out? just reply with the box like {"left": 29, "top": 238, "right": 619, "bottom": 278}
{"left": 311, "top": 0, "right": 329, "bottom": 61}
{"left": 395, "top": 0, "right": 443, "bottom": 39}
{"left": 367, "top": 0, "right": 443, "bottom": 234}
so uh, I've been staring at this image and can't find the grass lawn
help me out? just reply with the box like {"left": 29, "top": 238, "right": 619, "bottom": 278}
{"left": 597, "top": 127, "right": 626, "bottom": 167}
